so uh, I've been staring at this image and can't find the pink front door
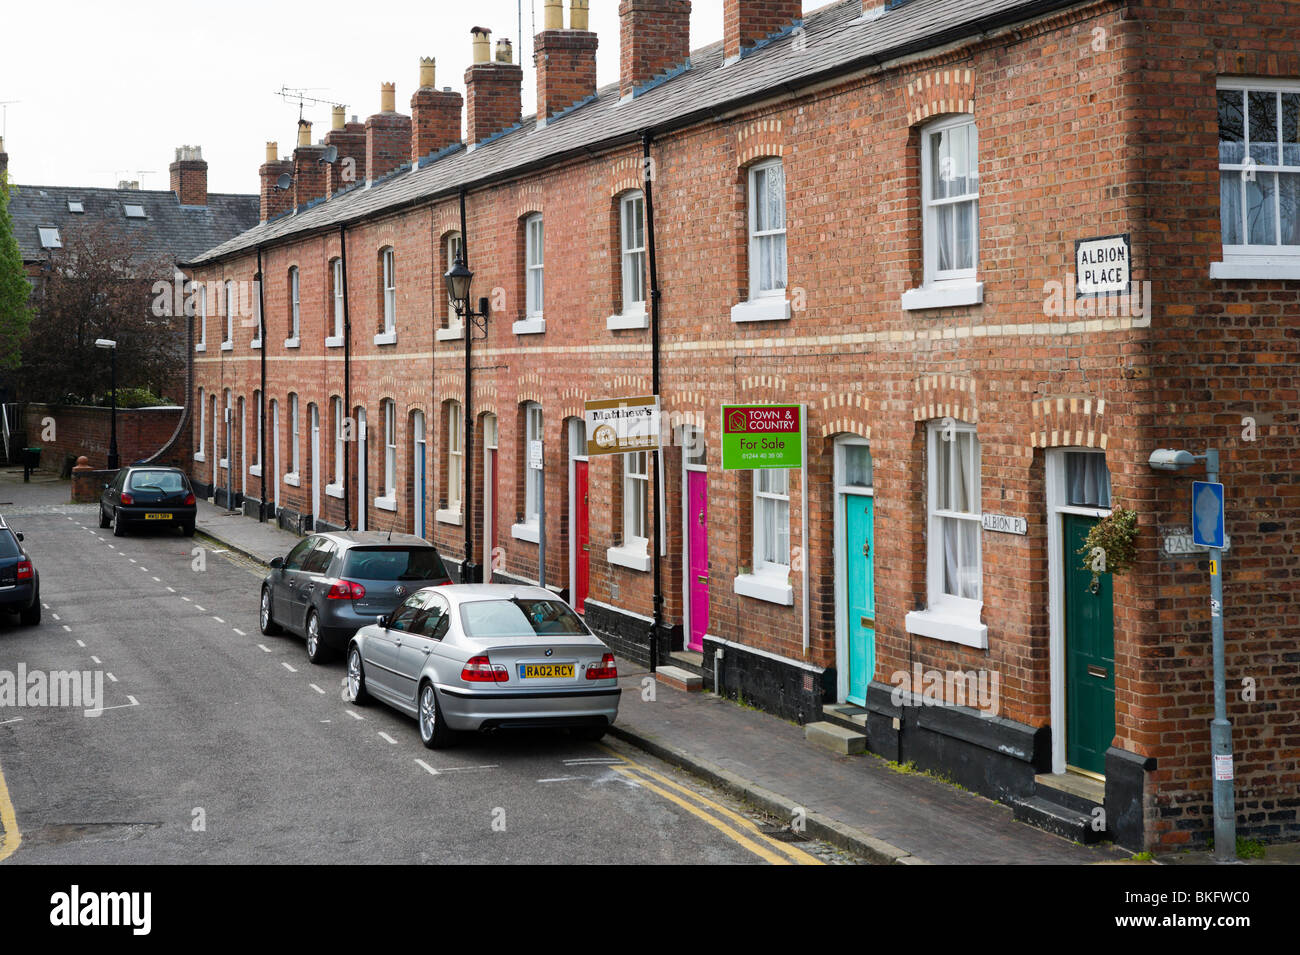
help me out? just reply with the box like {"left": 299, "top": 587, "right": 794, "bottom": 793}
{"left": 687, "top": 470, "right": 709, "bottom": 651}
{"left": 575, "top": 460, "right": 590, "bottom": 613}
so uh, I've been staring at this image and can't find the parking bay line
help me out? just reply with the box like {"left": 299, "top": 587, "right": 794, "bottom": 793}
{"left": 233, "top": 628, "right": 246, "bottom": 636}
{"left": 309, "top": 684, "right": 325, "bottom": 695}
{"left": 281, "top": 662, "right": 297, "bottom": 673}
{"left": 98, "top": 695, "right": 140, "bottom": 712}
{"left": 257, "top": 644, "right": 272, "bottom": 653}
{"left": 415, "top": 759, "right": 498, "bottom": 776}
{"left": 378, "top": 732, "right": 398, "bottom": 745}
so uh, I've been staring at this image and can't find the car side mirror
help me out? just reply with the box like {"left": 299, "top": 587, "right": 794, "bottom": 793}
{"left": 269, "top": 557, "right": 284, "bottom": 569}
{"left": 15, "top": 533, "right": 22, "bottom": 542}
{"left": 377, "top": 615, "right": 388, "bottom": 629}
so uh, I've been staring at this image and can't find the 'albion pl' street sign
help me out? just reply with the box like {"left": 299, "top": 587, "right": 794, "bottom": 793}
{"left": 981, "top": 513, "right": 1027, "bottom": 535}
{"left": 1075, "top": 233, "right": 1131, "bottom": 297}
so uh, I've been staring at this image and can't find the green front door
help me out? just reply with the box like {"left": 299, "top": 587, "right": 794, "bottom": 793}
{"left": 845, "top": 496, "right": 874, "bottom": 706}
{"left": 1064, "top": 514, "right": 1116, "bottom": 775}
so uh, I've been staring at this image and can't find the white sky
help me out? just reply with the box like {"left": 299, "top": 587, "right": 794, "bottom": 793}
{"left": 3, "top": 0, "right": 823, "bottom": 195}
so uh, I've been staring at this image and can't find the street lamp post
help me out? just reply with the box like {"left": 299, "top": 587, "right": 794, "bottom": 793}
{"left": 1149, "top": 446, "right": 1236, "bottom": 862}
{"left": 446, "top": 238, "right": 490, "bottom": 585}
{"left": 95, "top": 338, "right": 119, "bottom": 469}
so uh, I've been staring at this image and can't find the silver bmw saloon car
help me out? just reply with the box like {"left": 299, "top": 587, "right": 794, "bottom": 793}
{"left": 345, "top": 585, "right": 621, "bottom": 748}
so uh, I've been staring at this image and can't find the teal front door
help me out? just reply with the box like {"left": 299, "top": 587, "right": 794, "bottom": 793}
{"left": 845, "top": 496, "right": 875, "bottom": 706}
{"left": 1064, "top": 514, "right": 1116, "bottom": 775}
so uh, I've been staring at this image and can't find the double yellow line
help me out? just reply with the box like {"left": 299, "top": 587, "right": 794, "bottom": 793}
{"left": 0, "top": 754, "right": 20, "bottom": 862}
{"left": 602, "top": 745, "right": 823, "bottom": 865}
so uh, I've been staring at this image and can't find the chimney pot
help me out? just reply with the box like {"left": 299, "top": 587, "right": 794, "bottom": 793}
{"left": 297, "top": 120, "right": 313, "bottom": 148}
{"left": 265, "top": 141, "right": 278, "bottom": 163}
{"left": 465, "top": 27, "right": 523, "bottom": 145}
{"left": 472, "top": 27, "right": 491, "bottom": 63}
{"left": 332, "top": 106, "right": 346, "bottom": 130}
{"left": 419, "top": 57, "right": 436, "bottom": 88}
{"left": 544, "top": 0, "right": 563, "bottom": 30}
{"left": 380, "top": 83, "right": 396, "bottom": 113}
{"left": 495, "top": 38, "right": 513, "bottom": 63}
{"left": 571, "top": 0, "right": 590, "bottom": 30}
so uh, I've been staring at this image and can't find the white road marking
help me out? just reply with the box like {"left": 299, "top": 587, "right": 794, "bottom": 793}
{"left": 309, "top": 684, "right": 325, "bottom": 695}
{"left": 563, "top": 758, "right": 623, "bottom": 765}
{"left": 139, "top": 567, "right": 149, "bottom": 573}
{"left": 433, "top": 765, "right": 498, "bottom": 774}
{"left": 257, "top": 644, "right": 272, "bottom": 653}
{"left": 210, "top": 548, "right": 229, "bottom": 554}
{"left": 415, "top": 759, "right": 439, "bottom": 775}
{"left": 232, "top": 628, "right": 246, "bottom": 636}
{"left": 42, "top": 603, "right": 49, "bottom": 609}
{"left": 181, "top": 596, "right": 191, "bottom": 602}
{"left": 91, "top": 656, "right": 101, "bottom": 664}
{"left": 195, "top": 605, "right": 206, "bottom": 612}
{"left": 320, "top": 720, "right": 331, "bottom": 723}
{"left": 0, "top": 717, "right": 22, "bottom": 726}
{"left": 51, "top": 613, "right": 60, "bottom": 621}
{"left": 62, "top": 625, "right": 71, "bottom": 632}
{"left": 538, "top": 776, "right": 582, "bottom": 783}
{"left": 98, "top": 695, "right": 140, "bottom": 712}
{"left": 128, "top": 558, "right": 136, "bottom": 564}
{"left": 166, "top": 586, "right": 175, "bottom": 593}
{"left": 107, "top": 544, "right": 115, "bottom": 549}
{"left": 212, "top": 616, "right": 224, "bottom": 623}
{"left": 378, "top": 732, "right": 398, "bottom": 745}
{"left": 281, "top": 662, "right": 297, "bottom": 673}
{"left": 346, "top": 710, "right": 364, "bottom": 721}
{"left": 76, "top": 640, "right": 85, "bottom": 648}
{"left": 152, "top": 577, "right": 160, "bottom": 582}
{"left": 107, "top": 673, "right": 118, "bottom": 683}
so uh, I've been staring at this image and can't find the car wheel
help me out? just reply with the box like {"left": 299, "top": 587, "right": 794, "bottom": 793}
{"left": 418, "top": 681, "right": 454, "bottom": 749}
{"left": 98, "top": 506, "right": 110, "bottom": 529}
{"left": 346, "top": 646, "right": 371, "bottom": 705}
{"left": 571, "top": 724, "right": 608, "bottom": 742}
{"left": 305, "top": 611, "right": 330, "bottom": 664}
{"left": 112, "top": 508, "right": 126, "bottom": 537}
{"left": 19, "top": 598, "right": 41, "bottom": 627}
{"left": 259, "top": 587, "right": 283, "bottom": 636}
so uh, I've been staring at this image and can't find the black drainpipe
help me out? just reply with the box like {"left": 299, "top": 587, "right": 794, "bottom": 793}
{"left": 339, "top": 223, "right": 352, "bottom": 530}
{"left": 459, "top": 187, "right": 478, "bottom": 583}
{"left": 643, "top": 130, "right": 662, "bottom": 673}
{"left": 256, "top": 247, "right": 267, "bottom": 520}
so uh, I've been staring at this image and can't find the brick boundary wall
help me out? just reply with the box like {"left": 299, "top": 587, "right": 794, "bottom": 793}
{"left": 22, "top": 403, "right": 188, "bottom": 473}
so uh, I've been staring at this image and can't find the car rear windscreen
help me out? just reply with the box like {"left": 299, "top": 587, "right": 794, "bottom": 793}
{"left": 0, "top": 530, "right": 20, "bottom": 559}
{"left": 460, "top": 598, "right": 590, "bottom": 638}
{"left": 341, "top": 547, "right": 448, "bottom": 582}
{"left": 128, "top": 470, "right": 186, "bottom": 492}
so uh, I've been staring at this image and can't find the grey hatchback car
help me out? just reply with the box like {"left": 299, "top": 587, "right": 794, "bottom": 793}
{"left": 259, "top": 532, "right": 451, "bottom": 663}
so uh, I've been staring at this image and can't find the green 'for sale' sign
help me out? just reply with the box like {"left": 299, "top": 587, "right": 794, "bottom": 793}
{"left": 721, "top": 404, "right": 803, "bottom": 470}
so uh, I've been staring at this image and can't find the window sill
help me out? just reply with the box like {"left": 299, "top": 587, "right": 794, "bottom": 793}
{"left": 730, "top": 297, "right": 791, "bottom": 323}
{"left": 220, "top": 341, "right": 233, "bottom": 351}
{"left": 249, "top": 465, "right": 262, "bottom": 478}
{"left": 325, "top": 483, "right": 345, "bottom": 499}
{"left": 195, "top": 344, "right": 206, "bottom": 353}
{"left": 251, "top": 340, "right": 262, "bottom": 350}
{"left": 374, "top": 330, "right": 397, "bottom": 346}
{"left": 512, "top": 317, "right": 546, "bottom": 336}
{"left": 436, "top": 325, "right": 464, "bottom": 342}
{"left": 606, "top": 309, "right": 649, "bottom": 331}
{"left": 511, "top": 521, "right": 540, "bottom": 543}
{"left": 284, "top": 473, "right": 301, "bottom": 488}
{"left": 437, "top": 508, "right": 463, "bottom": 526}
{"left": 325, "top": 335, "right": 345, "bottom": 348}
{"left": 193, "top": 453, "right": 206, "bottom": 463}
{"left": 218, "top": 458, "right": 229, "bottom": 469}
{"left": 375, "top": 495, "right": 397, "bottom": 512}
{"left": 1210, "top": 258, "right": 1300, "bottom": 280}
{"left": 904, "top": 608, "right": 988, "bottom": 649}
{"left": 607, "top": 543, "right": 651, "bottom": 572}
{"left": 733, "top": 572, "right": 793, "bottom": 606}
{"left": 283, "top": 337, "right": 300, "bottom": 349}
{"left": 901, "top": 281, "right": 984, "bottom": 311}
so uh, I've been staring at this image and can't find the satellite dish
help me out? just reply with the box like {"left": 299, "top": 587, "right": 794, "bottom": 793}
{"left": 276, "top": 173, "right": 293, "bottom": 190}
{"left": 321, "top": 145, "right": 339, "bottom": 164}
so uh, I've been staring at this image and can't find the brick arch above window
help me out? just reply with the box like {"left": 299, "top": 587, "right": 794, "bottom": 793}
{"left": 1030, "top": 395, "right": 1110, "bottom": 451}
{"left": 912, "top": 374, "right": 978, "bottom": 424}
{"left": 609, "top": 154, "right": 646, "bottom": 198}
{"left": 905, "top": 67, "right": 976, "bottom": 127}
{"left": 819, "top": 392, "right": 872, "bottom": 440}
{"left": 515, "top": 182, "right": 543, "bottom": 220}
{"left": 735, "top": 117, "right": 785, "bottom": 168}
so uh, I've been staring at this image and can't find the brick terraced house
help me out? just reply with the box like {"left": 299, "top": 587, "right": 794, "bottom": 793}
{"left": 185, "top": 0, "right": 1300, "bottom": 851}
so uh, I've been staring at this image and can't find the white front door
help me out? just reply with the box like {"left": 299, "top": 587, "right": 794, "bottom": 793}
{"left": 310, "top": 404, "right": 321, "bottom": 528}
{"left": 356, "top": 408, "right": 367, "bottom": 532}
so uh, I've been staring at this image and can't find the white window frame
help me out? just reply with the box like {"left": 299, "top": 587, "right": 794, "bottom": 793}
{"left": 327, "top": 258, "right": 345, "bottom": 347}
{"left": 375, "top": 399, "right": 397, "bottom": 510}
{"left": 437, "top": 233, "right": 465, "bottom": 341}
{"left": 902, "top": 114, "right": 984, "bottom": 311}
{"left": 251, "top": 277, "right": 263, "bottom": 349}
{"left": 439, "top": 401, "right": 463, "bottom": 524}
{"left": 733, "top": 467, "right": 794, "bottom": 605}
{"left": 219, "top": 390, "right": 231, "bottom": 468}
{"left": 211, "top": 393, "right": 219, "bottom": 465}
{"left": 375, "top": 248, "right": 397, "bottom": 345}
{"left": 222, "top": 281, "right": 234, "bottom": 350}
{"left": 512, "top": 402, "right": 543, "bottom": 541}
{"left": 250, "top": 390, "right": 263, "bottom": 477}
{"left": 194, "top": 387, "right": 206, "bottom": 461}
{"left": 905, "top": 420, "right": 987, "bottom": 647}
{"left": 608, "top": 450, "right": 652, "bottom": 572}
{"left": 326, "top": 396, "right": 344, "bottom": 497}
{"left": 196, "top": 285, "right": 207, "bottom": 352}
{"left": 608, "top": 193, "right": 649, "bottom": 330}
{"left": 731, "top": 159, "right": 791, "bottom": 323}
{"left": 1212, "top": 78, "right": 1300, "bottom": 279}
{"left": 285, "top": 266, "right": 301, "bottom": 347}
{"left": 516, "top": 215, "right": 546, "bottom": 335}
{"left": 285, "top": 393, "right": 301, "bottom": 486}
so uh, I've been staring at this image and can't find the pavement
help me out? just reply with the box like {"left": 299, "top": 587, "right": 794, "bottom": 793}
{"left": 14, "top": 474, "right": 1295, "bottom": 865}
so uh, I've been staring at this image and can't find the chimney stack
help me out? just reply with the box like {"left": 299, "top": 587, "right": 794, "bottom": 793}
{"left": 619, "top": 1, "right": 692, "bottom": 99}
{"left": 292, "top": 121, "right": 327, "bottom": 210}
{"left": 535, "top": 0, "right": 599, "bottom": 124}
{"left": 0, "top": 136, "right": 7, "bottom": 185}
{"left": 259, "top": 141, "right": 293, "bottom": 221}
{"left": 410, "top": 57, "right": 464, "bottom": 161}
{"left": 465, "top": 28, "right": 523, "bottom": 146}
{"left": 324, "top": 106, "right": 367, "bottom": 196}
{"left": 365, "top": 83, "right": 413, "bottom": 183}
{"left": 723, "top": 0, "right": 802, "bottom": 62}
{"left": 170, "top": 145, "right": 209, "bottom": 206}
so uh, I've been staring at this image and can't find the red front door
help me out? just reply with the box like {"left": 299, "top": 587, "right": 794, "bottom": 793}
{"left": 688, "top": 470, "right": 709, "bottom": 651}
{"left": 574, "top": 460, "right": 590, "bottom": 613}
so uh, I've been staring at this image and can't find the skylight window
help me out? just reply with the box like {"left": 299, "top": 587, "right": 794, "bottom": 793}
{"left": 123, "top": 203, "right": 146, "bottom": 218}
{"left": 38, "top": 227, "right": 62, "bottom": 249}
{"left": 67, "top": 199, "right": 84, "bottom": 213}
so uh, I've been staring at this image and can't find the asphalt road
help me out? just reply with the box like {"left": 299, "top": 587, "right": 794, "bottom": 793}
{"left": 0, "top": 476, "right": 857, "bottom": 864}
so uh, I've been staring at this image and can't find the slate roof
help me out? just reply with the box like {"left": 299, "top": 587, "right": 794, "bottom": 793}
{"left": 188, "top": 0, "right": 1082, "bottom": 267}
{"left": 9, "top": 184, "right": 259, "bottom": 267}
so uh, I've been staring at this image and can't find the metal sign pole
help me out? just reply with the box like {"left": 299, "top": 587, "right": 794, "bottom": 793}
{"left": 1204, "top": 448, "right": 1235, "bottom": 862}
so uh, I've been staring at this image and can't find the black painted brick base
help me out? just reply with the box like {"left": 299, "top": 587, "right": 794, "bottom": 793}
{"left": 704, "top": 638, "right": 827, "bottom": 724}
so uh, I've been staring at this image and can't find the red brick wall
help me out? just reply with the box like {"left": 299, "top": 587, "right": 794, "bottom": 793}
{"left": 465, "top": 63, "right": 523, "bottom": 144}
{"left": 23, "top": 403, "right": 187, "bottom": 471}
{"left": 619, "top": 0, "right": 692, "bottom": 97}
{"left": 365, "top": 112, "right": 413, "bottom": 183}
{"left": 723, "top": 0, "right": 801, "bottom": 60}
{"left": 411, "top": 88, "right": 463, "bottom": 161}
{"left": 535, "top": 30, "right": 599, "bottom": 120}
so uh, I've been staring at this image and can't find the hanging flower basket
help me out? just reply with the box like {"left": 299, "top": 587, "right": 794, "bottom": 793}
{"left": 1077, "top": 504, "right": 1139, "bottom": 589}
